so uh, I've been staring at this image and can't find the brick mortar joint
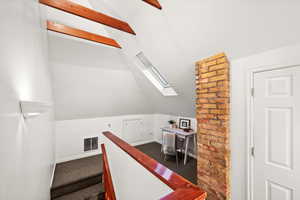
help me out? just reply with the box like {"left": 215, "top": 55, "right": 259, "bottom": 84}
{"left": 196, "top": 53, "right": 231, "bottom": 200}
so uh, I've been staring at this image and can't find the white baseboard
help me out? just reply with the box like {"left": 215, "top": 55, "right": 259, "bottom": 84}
{"left": 56, "top": 150, "right": 101, "bottom": 164}
{"left": 50, "top": 162, "right": 56, "bottom": 187}
{"left": 55, "top": 139, "right": 154, "bottom": 163}
{"left": 154, "top": 139, "right": 162, "bottom": 144}
{"left": 55, "top": 139, "right": 193, "bottom": 164}
{"left": 131, "top": 139, "right": 155, "bottom": 146}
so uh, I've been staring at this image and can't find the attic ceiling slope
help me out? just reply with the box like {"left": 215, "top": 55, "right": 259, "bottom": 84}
{"left": 88, "top": 0, "right": 197, "bottom": 117}
{"left": 46, "top": 1, "right": 157, "bottom": 120}
{"left": 88, "top": 0, "right": 300, "bottom": 118}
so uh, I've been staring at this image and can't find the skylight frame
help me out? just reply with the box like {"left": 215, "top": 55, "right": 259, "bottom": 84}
{"left": 135, "top": 52, "right": 178, "bottom": 97}
{"left": 136, "top": 52, "right": 170, "bottom": 89}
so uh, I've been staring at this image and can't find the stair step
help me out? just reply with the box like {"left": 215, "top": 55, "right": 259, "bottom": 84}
{"left": 51, "top": 174, "right": 102, "bottom": 199}
{"left": 53, "top": 184, "right": 105, "bottom": 200}
{"left": 51, "top": 155, "right": 103, "bottom": 199}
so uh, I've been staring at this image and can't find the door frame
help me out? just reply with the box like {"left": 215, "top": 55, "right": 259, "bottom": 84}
{"left": 246, "top": 63, "right": 300, "bottom": 200}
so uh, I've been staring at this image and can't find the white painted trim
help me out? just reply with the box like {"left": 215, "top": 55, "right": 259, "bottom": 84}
{"left": 56, "top": 140, "right": 155, "bottom": 163}
{"left": 121, "top": 118, "right": 143, "bottom": 141}
{"left": 154, "top": 139, "right": 162, "bottom": 144}
{"left": 246, "top": 63, "right": 300, "bottom": 200}
{"left": 131, "top": 139, "right": 156, "bottom": 146}
{"left": 56, "top": 150, "right": 101, "bottom": 163}
{"left": 50, "top": 162, "right": 56, "bottom": 187}
{"left": 246, "top": 66, "right": 254, "bottom": 200}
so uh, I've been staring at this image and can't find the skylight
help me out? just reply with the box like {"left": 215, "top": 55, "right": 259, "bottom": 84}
{"left": 136, "top": 52, "right": 178, "bottom": 96}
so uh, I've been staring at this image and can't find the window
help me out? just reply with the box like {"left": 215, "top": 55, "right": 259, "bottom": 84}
{"left": 136, "top": 52, "right": 178, "bottom": 96}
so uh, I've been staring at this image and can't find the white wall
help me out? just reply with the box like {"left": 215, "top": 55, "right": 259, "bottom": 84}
{"left": 0, "top": 1, "right": 54, "bottom": 200}
{"left": 153, "top": 114, "right": 197, "bottom": 143}
{"left": 49, "top": 34, "right": 154, "bottom": 120}
{"left": 55, "top": 114, "right": 155, "bottom": 163}
{"left": 54, "top": 43, "right": 300, "bottom": 198}
{"left": 103, "top": 136, "right": 173, "bottom": 200}
{"left": 230, "top": 43, "right": 300, "bottom": 200}
{"left": 55, "top": 114, "right": 196, "bottom": 163}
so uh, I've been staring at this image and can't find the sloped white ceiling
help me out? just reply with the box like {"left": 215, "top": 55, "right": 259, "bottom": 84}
{"left": 49, "top": 35, "right": 155, "bottom": 120}
{"left": 46, "top": 0, "right": 155, "bottom": 120}
{"left": 48, "top": 0, "right": 300, "bottom": 119}
{"left": 88, "top": 0, "right": 300, "bottom": 117}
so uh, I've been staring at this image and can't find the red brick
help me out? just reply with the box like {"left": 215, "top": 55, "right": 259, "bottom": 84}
{"left": 199, "top": 93, "right": 217, "bottom": 98}
{"left": 201, "top": 82, "right": 217, "bottom": 89}
{"left": 202, "top": 104, "right": 217, "bottom": 109}
{"left": 209, "top": 63, "right": 228, "bottom": 71}
{"left": 201, "top": 71, "right": 217, "bottom": 78}
{"left": 196, "top": 53, "right": 230, "bottom": 200}
{"left": 217, "top": 57, "right": 227, "bottom": 64}
{"left": 209, "top": 74, "right": 227, "bottom": 82}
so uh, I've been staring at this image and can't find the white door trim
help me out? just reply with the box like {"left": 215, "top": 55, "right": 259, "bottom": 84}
{"left": 246, "top": 63, "right": 300, "bottom": 200}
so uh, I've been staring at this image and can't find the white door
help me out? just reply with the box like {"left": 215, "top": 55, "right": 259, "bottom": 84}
{"left": 123, "top": 119, "right": 142, "bottom": 144}
{"left": 253, "top": 66, "right": 300, "bottom": 200}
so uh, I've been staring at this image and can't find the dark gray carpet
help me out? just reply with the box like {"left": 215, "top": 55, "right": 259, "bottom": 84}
{"left": 136, "top": 142, "right": 197, "bottom": 184}
{"left": 52, "top": 142, "right": 196, "bottom": 200}
{"left": 53, "top": 155, "right": 103, "bottom": 188}
{"left": 54, "top": 184, "right": 104, "bottom": 200}
{"left": 52, "top": 155, "right": 103, "bottom": 199}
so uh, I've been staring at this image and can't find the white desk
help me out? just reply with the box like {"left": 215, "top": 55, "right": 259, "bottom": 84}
{"left": 161, "top": 127, "right": 196, "bottom": 165}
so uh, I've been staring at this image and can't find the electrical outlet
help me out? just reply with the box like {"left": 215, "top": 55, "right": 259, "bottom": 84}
{"left": 108, "top": 123, "right": 111, "bottom": 128}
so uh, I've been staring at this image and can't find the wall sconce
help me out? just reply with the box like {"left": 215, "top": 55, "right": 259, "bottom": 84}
{"left": 19, "top": 101, "right": 52, "bottom": 119}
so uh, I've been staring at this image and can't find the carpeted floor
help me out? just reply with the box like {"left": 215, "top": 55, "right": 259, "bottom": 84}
{"left": 51, "top": 142, "right": 196, "bottom": 200}
{"left": 53, "top": 155, "right": 103, "bottom": 188}
{"left": 136, "top": 142, "right": 197, "bottom": 184}
{"left": 54, "top": 184, "right": 104, "bottom": 200}
{"left": 52, "top": 155, "right": 104, "bottom": 200}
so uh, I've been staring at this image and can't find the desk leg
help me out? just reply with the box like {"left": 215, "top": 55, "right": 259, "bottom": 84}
{"left": 193, "top": 134, "right": 197, "bottom": 156}
{"left": 184, "top": 136, "right": 190, "bottom": 165}
{"left": 161, "top": 131, "right": 164, "bottom": 153}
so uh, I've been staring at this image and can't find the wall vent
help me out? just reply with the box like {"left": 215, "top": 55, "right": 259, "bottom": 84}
{"left": 84, "top": 137, "right": 98, "bottom": 152}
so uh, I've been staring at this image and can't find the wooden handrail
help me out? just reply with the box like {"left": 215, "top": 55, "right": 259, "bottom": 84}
{"left": 101, "top": 143, "right": 116, "bottom": 200}
{"left": 103, "top": 131, "right": 206, "bottom": 200}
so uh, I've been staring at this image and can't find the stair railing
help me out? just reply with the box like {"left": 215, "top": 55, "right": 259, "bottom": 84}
{"left": 102, "top": 131, "right": 207, "bottom": 200}
{"left": 101, "top": 143, "right": 116, "bottom": 200}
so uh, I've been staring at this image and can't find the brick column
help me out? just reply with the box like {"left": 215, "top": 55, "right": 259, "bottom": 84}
{"left": 195, "top": 53, "right": 230, "bottom": 200}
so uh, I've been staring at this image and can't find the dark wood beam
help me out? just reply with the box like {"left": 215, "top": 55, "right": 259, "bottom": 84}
{"left": 40, "top": 0, "right": 135, "bottom": 35}
{"left": 142, "top": 0, "right": 162, "bottom": 9}
{"left": 47, "top": 21, "right": 121, "bottom": 48}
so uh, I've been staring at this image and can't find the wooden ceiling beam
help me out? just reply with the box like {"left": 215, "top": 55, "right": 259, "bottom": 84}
{"left": 142, "top": 0, "right": 162, "bottom": 9}
{"left": 47, "top": 21, "right": 122, "bottom": 49}
{"left": 40, "top": 0, "right": 136, "bottom": 35}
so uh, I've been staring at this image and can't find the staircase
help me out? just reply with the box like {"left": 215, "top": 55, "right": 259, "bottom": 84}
{"left": 51, "top": 155, "right": 105, "bottom": 200}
